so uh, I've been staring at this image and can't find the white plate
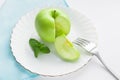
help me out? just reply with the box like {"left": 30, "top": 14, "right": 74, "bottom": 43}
{"left": 10, "top": 7, "right": 97, "bottom": 77}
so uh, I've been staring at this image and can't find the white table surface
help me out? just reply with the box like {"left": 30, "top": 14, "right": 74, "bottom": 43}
{"left": 39, "top": 0, "right": 120, "bottom": 80}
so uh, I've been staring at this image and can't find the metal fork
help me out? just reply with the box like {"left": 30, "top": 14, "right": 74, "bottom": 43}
{"left": 73, "top": 38, "right": 119, "bottom": 80}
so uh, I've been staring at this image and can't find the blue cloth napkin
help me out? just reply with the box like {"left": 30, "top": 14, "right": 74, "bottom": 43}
{"left": 0, "top": 0, "right": 68, "bottom": 80}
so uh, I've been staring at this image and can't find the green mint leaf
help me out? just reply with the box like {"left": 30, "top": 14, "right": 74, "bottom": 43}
{"left": 40, "top": 46, "right": 50, "bottom": 53}
{"left": 29, "top": 38, "right": 41, "bottom": 47}
{"left": 33, "top": 46, "right": 40, "bottom": 58}
{"left": 29, "top": 38, "right": 41, "bottom": 58}
{"left": 29, "top": 38, "right": 50, "bottom": 57}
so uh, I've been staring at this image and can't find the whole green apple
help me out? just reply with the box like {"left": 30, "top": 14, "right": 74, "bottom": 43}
{"left": 35, "top": 8, "right": 71, "bottom": 42}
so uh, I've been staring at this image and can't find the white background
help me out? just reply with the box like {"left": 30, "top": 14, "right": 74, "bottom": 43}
{"left": 40, "top": 0, "right": 120, "bottom": 80}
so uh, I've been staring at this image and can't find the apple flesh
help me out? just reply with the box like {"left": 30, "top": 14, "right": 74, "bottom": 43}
{"left": 35, "top": 8, "right": 70, "bottom": 42}
{"left": 55, "top": 34, "right": 80, "bottom": 61}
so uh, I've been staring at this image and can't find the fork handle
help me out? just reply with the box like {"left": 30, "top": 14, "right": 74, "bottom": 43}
{"left": 94, "top": 53, "right": 119, "bottom": 80}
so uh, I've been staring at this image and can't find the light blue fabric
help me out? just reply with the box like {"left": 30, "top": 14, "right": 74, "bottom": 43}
{"left": 0, "top": 0, "right": 68, "bottom": 80}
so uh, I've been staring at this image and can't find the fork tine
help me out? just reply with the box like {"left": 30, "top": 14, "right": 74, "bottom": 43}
{"left": 78, "top": 38, "right": 90, "bottom": 45}
{"left": 73, "top": 39, "right": 84, "bottom": 46}
{"left": 74, "top": 38, "right": 86, "bottom": 46}
{"left": 73, "top": 38, "right": 97, "bottom": 52}
{"left": 76, "top": 38, "right": 89, "bottom": 46}
{"left": 73, "top": 40, "right": 82, "bottom": 46}
{"left": 76, "top": 38, "right": 97, "bottom": 51}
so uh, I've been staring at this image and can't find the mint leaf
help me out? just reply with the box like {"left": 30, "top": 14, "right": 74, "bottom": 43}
{"left": 29, "top": 38, "right": 41, "bottom": 57}
{"left": 40, "top": 44, "right": 50, "bottom": 53}
{"left": 29, "top": 38, "right": 50, "bottom": 58}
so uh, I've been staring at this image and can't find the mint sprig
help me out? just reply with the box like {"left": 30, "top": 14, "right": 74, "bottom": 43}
{"left": 29, "top": 38, "right": 50, "bottom": 58}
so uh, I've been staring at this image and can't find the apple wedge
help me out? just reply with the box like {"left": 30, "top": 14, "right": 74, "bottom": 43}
{"left": 55, "top": 34, "right": 80, "bottom": 61}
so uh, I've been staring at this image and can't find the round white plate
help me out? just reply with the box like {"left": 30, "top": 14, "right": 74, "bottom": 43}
{"left": 11, "top": 7, "right": 97, "bottom": 77}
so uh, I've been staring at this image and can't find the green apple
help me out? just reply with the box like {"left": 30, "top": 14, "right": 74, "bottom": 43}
{"left": 55, "top": 34, "right": 80, "bottom": 61}
{"left": 35, "top": 8, "right": 71, "bottom": 42}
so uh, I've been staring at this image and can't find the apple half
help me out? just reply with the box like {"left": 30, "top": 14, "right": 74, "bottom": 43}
{"left": 55, "top": 34, "right": 80, "bottom": 61}
{"left": 35, "top": 8, "right": 70, "bottom": 42}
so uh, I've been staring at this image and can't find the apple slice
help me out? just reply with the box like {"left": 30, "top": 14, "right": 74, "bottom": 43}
{"left": 54, "top": 10, "right": 70, "bottom": 37}
{"left": 55, "top": 34, "right": 80, "bottom": 61}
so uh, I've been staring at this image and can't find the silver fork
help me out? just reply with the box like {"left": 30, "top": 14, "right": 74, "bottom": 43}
{"left": 73, "top": 38, "right": 119, "bottom": 80}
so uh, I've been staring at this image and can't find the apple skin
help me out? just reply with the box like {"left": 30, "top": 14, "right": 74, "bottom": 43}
{"left": 35, "top": 8, "right": 70, "bottom": 42}
{"left": 55, "top": 34, "right": 80, "bottom": 61}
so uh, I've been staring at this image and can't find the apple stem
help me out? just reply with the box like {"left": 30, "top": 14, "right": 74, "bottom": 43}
{"left": 53, "top": 10, "right": 56, "bottom": 19}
